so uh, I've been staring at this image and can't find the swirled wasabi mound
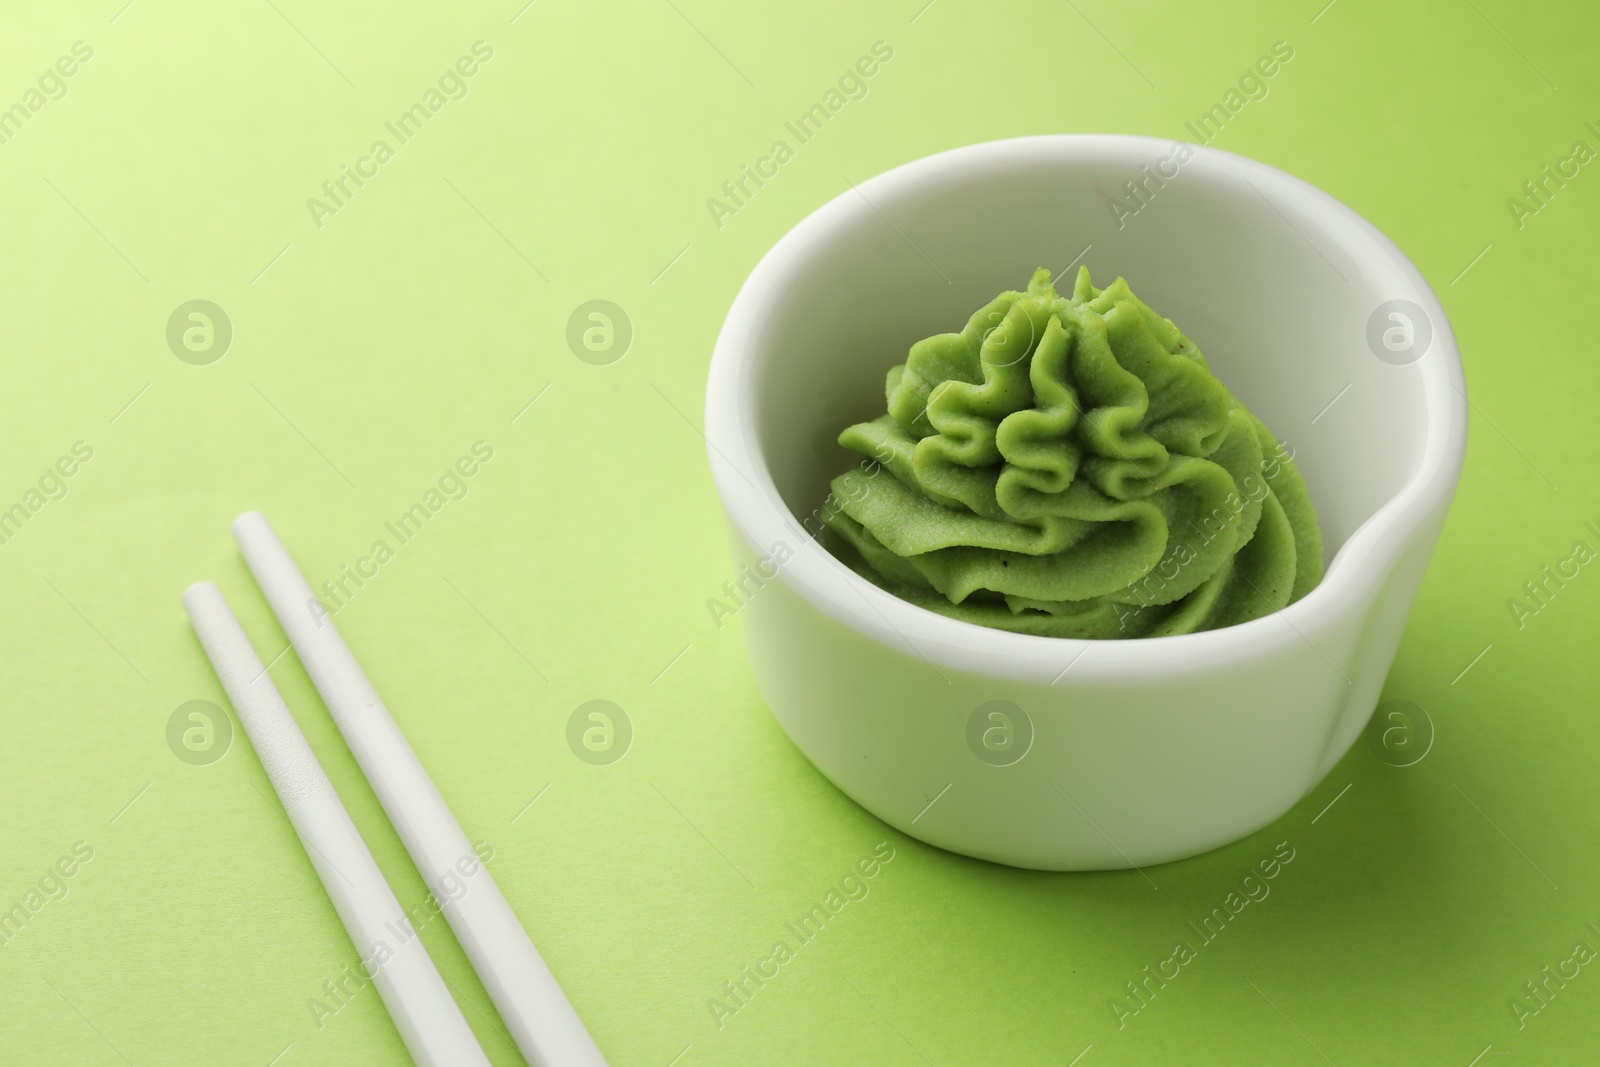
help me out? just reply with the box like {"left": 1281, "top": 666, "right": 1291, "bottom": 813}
{"left": 820, "top": 267, "right": 1323, "bottom": 639}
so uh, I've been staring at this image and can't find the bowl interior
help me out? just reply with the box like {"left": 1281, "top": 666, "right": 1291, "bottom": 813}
{"left": 748, "top": 139, "right": 1436, "bottom": 567}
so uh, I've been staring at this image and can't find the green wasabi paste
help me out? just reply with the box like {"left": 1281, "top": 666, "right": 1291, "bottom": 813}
{"left": 821, "top": 267, "right": 1324, "bottom": 638}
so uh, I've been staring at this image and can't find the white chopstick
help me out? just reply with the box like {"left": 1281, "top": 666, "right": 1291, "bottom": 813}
{"left": 182, "top": 581, "right": 490, "bottom": 1067}
{"left": 231, "top": 511, "right": 608, "bottom": 1067}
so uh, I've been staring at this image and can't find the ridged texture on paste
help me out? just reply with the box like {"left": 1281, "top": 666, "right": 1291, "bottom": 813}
{"left": 821, "top": 267, "right": 1324, "bottom": 638}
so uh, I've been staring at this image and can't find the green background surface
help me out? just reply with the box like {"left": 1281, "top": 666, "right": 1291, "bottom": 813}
{"left": 1, "top": 0, "right": 1596, "bottom": 1063}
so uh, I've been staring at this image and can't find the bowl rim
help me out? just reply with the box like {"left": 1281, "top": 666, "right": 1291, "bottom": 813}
{"left": 705, "top": 133, "right": 1468, "bottom": 684}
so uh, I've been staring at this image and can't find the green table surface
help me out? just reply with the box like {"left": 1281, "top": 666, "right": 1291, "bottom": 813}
{"left": 3, "top": 0, "right": 1597, "bottom": 1063}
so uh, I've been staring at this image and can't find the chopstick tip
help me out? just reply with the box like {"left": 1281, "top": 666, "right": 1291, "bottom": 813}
{"left": 182, "top": 579, "right": 219, "bottom": 603}
{"left": 232, "top": 510, "right": 273, "bottom": 542}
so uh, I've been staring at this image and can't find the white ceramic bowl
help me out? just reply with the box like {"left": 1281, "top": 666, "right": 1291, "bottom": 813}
{"left": 704, "top": 135, "right": 1466, "bottom": 870}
